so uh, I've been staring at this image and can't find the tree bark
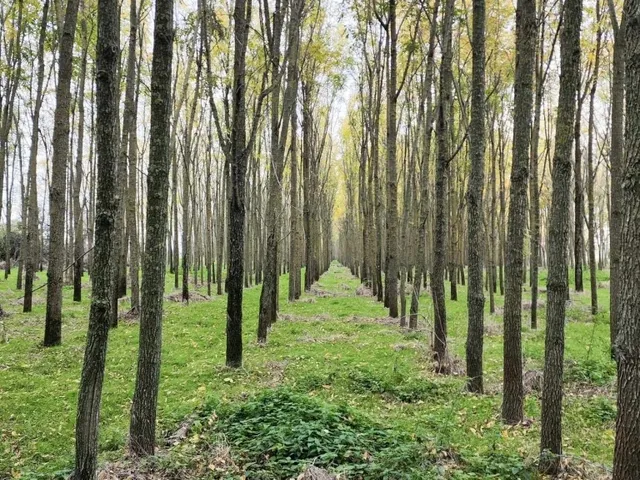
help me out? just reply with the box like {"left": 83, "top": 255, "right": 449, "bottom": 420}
{"left": 539, "top": 0, "right": 581, "bottom": 471}
{"left": 385, "top": 0, "right": 399, "bottom": 318}
{"left": 502, "top": 0, "right": 536, "bottom": 424}
{"left": 73, "top": 13, "right": 88, "bottom": 303}
{"left": 586, "top": 0, "right": 602, "bottom": 316}
{"left": 226, "top": 0, "right": 253, "bottom": 368}
{"left": 128, "top": 0, "right": 174, "bottom": 456}
{"left": 23, "top": 0, "right": 48, "bottom": 313}
{"left": 259, "top": 0, "right": 303, "bottom": 342}
{"left": 608, "top": 0, "right": 625, "bottom": 350}
{"left": 45, "top": 0, "right": 81, "bottom": 346}
{"left": 71, "top": 0, "right": 119, "bottom": 473}
{"left": 612, "top": 1, "right": 640, "bottom": 477}
{"left": 466, "top": 0, "right": 485, "bottom": 394}
{"left": 431, "top": 0, "right": 454, "bottom": 373}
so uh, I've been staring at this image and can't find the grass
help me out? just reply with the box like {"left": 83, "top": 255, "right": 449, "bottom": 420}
{"left": 0, "top": 262, "right": 615, "bottom": 478}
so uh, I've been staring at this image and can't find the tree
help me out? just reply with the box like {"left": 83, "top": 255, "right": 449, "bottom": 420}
{"left": 432, "top": 0, "right": 454, "bottom": 373}
{"left": 384, "top": 0, "right": 399, "bottom": 319}
{"left": 128, "top": 0, "right": 174, "bottom": 456}
{"left": 73, "top": 10, "right": 89, "bottom": 303}
{"left": 465, "top": 0, "right": 485, "bottom": 394}
{"left": 71, "top": 0, "right": 119, "bottom": 473}
{"left": 45, "top": 0, "right": 81, "bottom": 346}
{"left": 613, "top": 1, "right": 640, "bottom": 476}
{"left": 539, "top": 0, "right": 582, "bottom": 471}
{"left": 23, "top": 0, "right": 49, "bottom": 314}
{"left": 126, "top": 0, "right": 142, "bottom": 314}
{"left": 409, "top": 0, "right": 439, "bottom": 330}
{"left": 502, "top": 0, "right": 536, "bottom": 424}
{"left": 608, "top": 0, "right": 625, "bottom": 350}
{"left": 226, "top": 0, "right": 265, "bottom": 367}
{"left": 258, "top": 0, "right": 304, "bottom": 342}
{"left": 586, "top": 0, "right": 602, "bottom": 315}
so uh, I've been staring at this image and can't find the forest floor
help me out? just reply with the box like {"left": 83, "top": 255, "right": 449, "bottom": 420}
{"left": 0, "top": 263, "right": 615, "bottom": 479}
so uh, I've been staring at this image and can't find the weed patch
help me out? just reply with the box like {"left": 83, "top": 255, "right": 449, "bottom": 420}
{"left": 211, "top": 389, "right": 431, "bottom": 479}
{"left": 347, "top": 368, "right": 443, "bottom": 403}
{"left": 565, "top": 359, "right": 615, "bottom": 386}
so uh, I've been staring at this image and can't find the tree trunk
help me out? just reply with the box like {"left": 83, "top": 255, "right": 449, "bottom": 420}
{"left": 431, "top": 0, "right": 454, "bottom": 373}
{"left": 45, "top": 0, "right": 81, "bottom": 346}
{"left": 586, "top": 0, "right": 601, "bottom": 316}
{"left": 23, "top": 0, "right": 49, "bottom": 314}
{"left": 502, "top": 0, "right": 536, "bottom": 424}
{"left": 466, "top": 0, "right": 485, "bottom": 394}
{"left": 612, "top": 1, "right": 640, "bottom": 477}
{"left": 73, "top": 14, "right": 89, "bottom": 303}
{"left": 539, "top": 0, "right": 581, "bottom": 471}
{"left": 608, "top": 0, "right": 625, "bottom": 351}
{"left": 127, "top": 0, "right": 141, "bottom": 314}
{"left": 259, "top": 0, "right": 302, "bottom": 342}
{"left": 409, "top": 9, "right": 437, "bottom": 328}
{"left": 128, "top": 0, "right": 174, "bottom": 457}
{"left": 226, "top": 0, "right": 253, "bottom": 368}
{"left": 574, "top": 77, "right": 585, "bottom": 293}
{"left": 385, "top": 0, "right": 399, "bottom": 318}
{"left": 71, "top": 0, "right": 119, "bottom": 473}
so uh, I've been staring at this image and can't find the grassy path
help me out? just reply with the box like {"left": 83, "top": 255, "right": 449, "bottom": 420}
{"left": 0, "top": 263, "right": 615, "bottom": 477}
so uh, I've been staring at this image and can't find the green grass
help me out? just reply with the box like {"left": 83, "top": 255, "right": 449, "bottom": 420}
{"left": 0, "top": 263, "right": 615, "bottom": 478}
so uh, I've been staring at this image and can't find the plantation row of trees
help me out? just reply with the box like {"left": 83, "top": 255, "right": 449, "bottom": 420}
{"left": 1, "top": 0, "right": 640, "bottom": 477}
{"left": 334, "top": 0, "right": 640, "bottom": 476}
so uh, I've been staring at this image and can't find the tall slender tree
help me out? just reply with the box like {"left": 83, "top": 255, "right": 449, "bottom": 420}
{"left": 45, "top": 0, "right": 81, "bottom": 346}
{"left": 502, "top": 0, "right": 536, "bottom": 424}
{"left": 129, "top": 0, "right": 174, "bottom": 456}
{"left": 432, "top": 0, "right": 454, "bottom": 372}
{"left": 540, "top": 0, "right": 582, "bottom": 471}
{"left": 466, "top": 0, "right": 485, "bottom": 394}
{"left": 608, "top": 0, "right": 625, "bottom": 350}
{"left": 586, "top": 0, "right": 602, "bottom": 316}
{"left": 613, "top": 0, "right": 640, "bottom": 477}
{"left": 71, "top": 0, "right": 119, "bottom": 473}
{"left": 23, "top": 0, "right": 49, "bottom": 314}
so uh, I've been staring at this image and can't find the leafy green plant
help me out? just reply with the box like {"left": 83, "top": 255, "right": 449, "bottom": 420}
{"left": 565, "top": 359, "right": 616, "bottom": 386}
{"left": 584, "top": 397, "right": 616, "bottom": 424}
{"left": 462, "top": 451, "right": 534, "bottom": 479}
{"left": 212, "top": 389, "right": 430, "bottom": 479}
{"left": 347, "top": 368, "right": 441, "bottom": 403}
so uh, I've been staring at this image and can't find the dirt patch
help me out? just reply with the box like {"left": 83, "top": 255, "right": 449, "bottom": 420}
{"left": 597, "top": 281, "right": 610, "bottom": 289}
{"left": 298, "top": 333, "right": 348, "bottom": 344}
{"left": 298, "top": 466, "right": 336, "bottom": 480}
{"left": 97, "top": 458, "right": 177, "bottom": 479}
{"left": 565, "top": 382, "right": 615, "bottom": 399}
{"left": 523, "top": 370, "right": 543, "bottom": 394}
{"left": 554, "top": 456, "right": 612, "bottom": 479}
{"left": 165, "top": 292, "right": 211, "bottom": 303}
{"left": 348, "top": 315, "right": 400, "bottom": 326}
{"left": 264, "top": 360, "right": 289, "bottom": 387}
{"left": 298, "top": 296, "right": 317, "bottom": 303}
{"left": 483, "top": 321, "right": 503, "bottom": 336}
{"left": 119, "top": 308, "right": 140, "bottom": 323}
{"left": 167, "top": 414, "right": 201, "bottom": 446}
{"left": 279, "top": 313, "right": 332, "bottom": 322}
{"left": 11, "top": 296, "right": 44, "bottom": 307}
{"left": 356, "top": 284, "right": 373, "bottom": 297}
{"left": 522, "top": 300, "right": 545, "bottom": 311}
{"left": 431, "top": 353, "right": 465, "bottom": 376}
